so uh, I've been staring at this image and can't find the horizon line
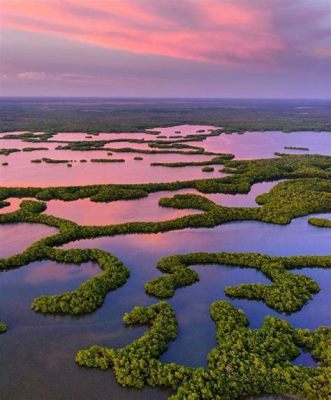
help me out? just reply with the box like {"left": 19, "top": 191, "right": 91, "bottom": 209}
{"left": 0, "top": 96, "right": 330, "bottom": 101}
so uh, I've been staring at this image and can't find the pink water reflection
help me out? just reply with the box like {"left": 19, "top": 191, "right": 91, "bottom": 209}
{"left": 45, "top": 181, "right": 280, "bottom": 226}
{"left": 0, "top": 149, "right": 223, "bottom": 186}
{"left": 0, "top": 131, "right": 30, "bottom": 137}
{"left": 0, "top": 138, "right": 57, "bottom": 150}
{"left": 0, "top": 223, "right": 58, "bottom": 258}
{"left": 1, "top": 128, "right": 330, "bottom": 187}
{"left": 150, "top": 125, "right": 220, "bottom": 137}
{"left": 104, "top": 142, "right": 154, "bottom": 151}
{"left": 202, "top": 181, "right": 282, "bottom": 207}
{"left": 45, "top": 189, "right": 202, "bottom": 225}
{"left": 24, "top": 261, "right": 99, "bottom": 284}
{"left": 0, "top": 198, "right": 35, "bottom": 214}
{"left": 52, "top": 132, "right": 152, "bottom": 141}
{"left": 201, "top": 131, "right": 331, "bottom": 159}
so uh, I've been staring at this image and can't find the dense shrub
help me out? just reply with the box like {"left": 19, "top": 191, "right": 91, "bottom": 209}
{"left": 202, "top": 166, "right": 214, "bottom": 172}
{"left": 1, "top": 154, "right": 329, "bottom": 204}
{"left": 151, "top": 154, "right": 234, "bottom": 168}
{"left": 0, "top": 322, "right": 7, "bottom": 333}
{"left": 76, "top": 301, "right": 331, "bottom": 400}
{"left": 145, "top": 252, "right": 330, "bottom": 313}
{"left": 31, "top": 248, "right": 129, "bottom": 315}
{"left": 0, "top": 148, "right": 20, "bottom": 155}
{"left": 90, "top": 158, "right": 125, "bottom": 163}
{"left": 308, "top": 217, "right": 331, "bottom": 228}
{"left": 284, "top": 146, "right": 309, "bottom": 151}
{"left": 0, "top": 200, "right": 10, "bottom": 208}
{"left": 22, "top": 147, "right": 49, "bottom": 152}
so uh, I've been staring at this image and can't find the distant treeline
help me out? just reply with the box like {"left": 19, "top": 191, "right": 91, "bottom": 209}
{"left": 0, "top": 98, "right": 330, "bottom": 133}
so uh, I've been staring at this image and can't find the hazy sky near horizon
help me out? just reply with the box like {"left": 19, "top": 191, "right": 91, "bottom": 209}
{"left": 1, "top": 0, "right": 330, "bottom": 98}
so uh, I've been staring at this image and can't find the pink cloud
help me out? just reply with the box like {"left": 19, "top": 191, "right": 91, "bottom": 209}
{"left": 16, "top": 71, "right": 94, "bottom": 82}
{"left": 1, "top": 0, "right": 285, "bottom": 65}
{"left": 18, "top": 71, "right": 46, "bottom": 80}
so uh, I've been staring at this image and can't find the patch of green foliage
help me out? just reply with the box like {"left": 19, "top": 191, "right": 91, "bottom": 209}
{"left": 22, "top": 147, "right": 49, "bottom": 152}
{"left": 0, "top": 200, "right": 10, "bottom": 208}
{"left": 202, "top": 166, "right": 214, "bottom": 172}
{"left": 308, "top": 217, "right": 331, "bottom": 228}
{"left": 0, "top": 322, "right": 7, "bottom": 333}
{"left": 1, "top": 98, "right": 330, "bottom": 133}
{"left": 145, "top": 252, "right": 330, "bottom": 313}
{"left": 284, "top": 146, "right": 309, "bottom": 151}
{"left": 31, "top": 157, "right": 70, "bottom": 164}
{"left": 31, "top": 248, "right": 129, "bottom": 315}
{"left": 1, "top": 154, "right": 329, "bottom": 203}
{"left": 0, "top": 201, "right": 129, "bottom": 315}
{"left": 105, "top": 147, "right": 217, "bottom": 156}
{"left": 90, "top": 158, "right": 125, "bottom": 163}
{"left": 0, "top": 149, "right": 330, "bottom": 399}
{"left": 151, "top": 154, "right": 234, "bottom": 168}
{"left": 76, "top": 301, "right": 331, "bottom": 400}
{"left": 0, "top": 148, "right": 20, "bottom": 156}
{"left": 0, "top": 155, "right": 330, "bottom": 318}
{"left": 1, "top": 177, "right": 330, "bottom": 253}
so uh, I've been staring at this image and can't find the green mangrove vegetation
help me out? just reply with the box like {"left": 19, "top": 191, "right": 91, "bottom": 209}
{"left": 0, "top": 322, "right": 7, "bottom": 333}
{"left": 0, "top": 200, "right": 10, "bottom": 208}
{"left": 0, "top": 148, "right": 330, "bottom": 399}
{"left": 76, "top": 301, "right": 331, "bottom": 400}
{"left": 31, "top": 157, "right": 70, "bottom": 164}
{"left": 105, "top": 147, "right": 218, "bottom": 156}
{"left": 1, "top": 153, "right": 328, "bottom": 203}
{"left": 144, "top": 252, "right": 330, "bottom": 313}
{"left": 284, "top": 146, "right": 309, "bottom": 151}
{"left": 0, "top": 148, "right": 20, "bottom": 156}
{"left": 90, "top": 158, "right": 125, "bottom": 163}
{"left": 22, "top": 147, "right": 49, "bottom": 152}
{"left": 308, "top": 217, "right": 331, "bottom": 228}
{"left": 31, "top": 248, "right": 129, "bottom": 315}
{"left": 150, "top": 154, "right": 234, "bottom": 168}
{"left": 1, "top": 98, "right": 330, "bottom": 133}
{"left": 1, "top": 176, "right": 330, "bottom": 252}
{"left": 0, "top": 201, "right": 130, "bottom": 315}
{"left": 0, "top": 163, "right": 330, "bottom": 318}
{"left": 202, "top": 166, "right": 214, "bottom": 172}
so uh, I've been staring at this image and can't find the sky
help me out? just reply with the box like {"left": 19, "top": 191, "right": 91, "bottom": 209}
{"left": 0, "top": 0, "right": 330, "bottom": 98}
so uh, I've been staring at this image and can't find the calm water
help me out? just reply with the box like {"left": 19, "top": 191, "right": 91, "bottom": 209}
{"left": 1, "top": 212, "right": 328, "bottom": 399}
{"left": 0, "top": 127, "right": 330, "bottom": 400}
{"left": 0, "top": 223, "right": 58, "bottom": 259}
{"left": 43, "top": 182, "right": 279, "bottom": 226}
{"left": 1, "top": 127, "right": 331, "bottom": 186}
{"left": 202, "top": 130, "right": 331, "bottom": 159}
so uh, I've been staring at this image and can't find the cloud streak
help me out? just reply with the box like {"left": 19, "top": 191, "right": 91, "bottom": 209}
{"left": 1, "top": 0, "right": 330, "bottom": 97}
{"left": 1, "top": 0, "right": 287, "bottom": 65}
